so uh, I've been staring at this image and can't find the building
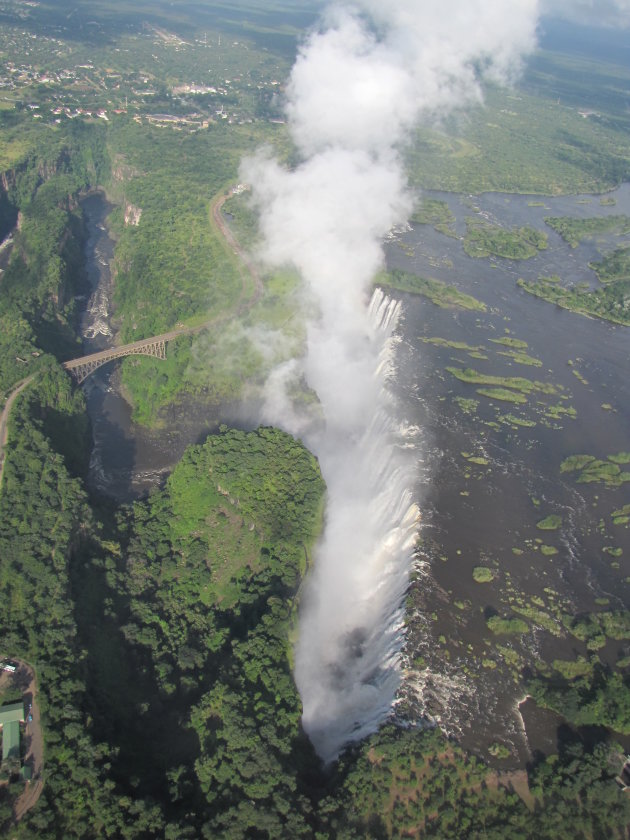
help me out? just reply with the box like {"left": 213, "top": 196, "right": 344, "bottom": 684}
{"left": 616, "top": 756, "right": 630, "bottom": 792}
{"left": 0, "top": 701, "right": 24, "bottom": 765}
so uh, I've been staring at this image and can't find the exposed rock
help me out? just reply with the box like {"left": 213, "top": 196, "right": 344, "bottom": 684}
{"left": 124, "top": 202, "right": 142, "bottom": 226}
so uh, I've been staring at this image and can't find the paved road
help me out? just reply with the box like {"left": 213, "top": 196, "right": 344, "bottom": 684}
{"left": 0, "top": 376, "right": 34, "bottom": 492}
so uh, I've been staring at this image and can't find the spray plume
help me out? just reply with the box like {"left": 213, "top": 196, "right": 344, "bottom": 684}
{"left": 541, "top": 0, "right": 630, "bottom": 27}
{"left": 241, "top": 0, "right": 540, "bottom": 761}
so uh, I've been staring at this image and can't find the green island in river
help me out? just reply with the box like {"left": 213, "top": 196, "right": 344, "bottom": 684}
{"left": 0, "top": 1, "right": 629, "bottom": 837}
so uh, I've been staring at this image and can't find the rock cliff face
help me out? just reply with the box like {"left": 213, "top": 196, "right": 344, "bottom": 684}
{"left": 109, "top": 157, "right": 142, "bottom": 225}
{"left": 0, "top": 151, "right": 87, "bottom": 318}
{"left": 0, "top": 148, "right": 72, "bottom": 204}
{"left": 1, "top": 169, "right": 17, "bottom": 194}
{"left": 123, "top": 202, "right": 142, "bottom": 226}
{"left": 0, "top": 173, "right": 19, "bottom": 240}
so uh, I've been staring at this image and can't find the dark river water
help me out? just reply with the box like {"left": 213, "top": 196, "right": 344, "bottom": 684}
{"left": 80, "top": 186, "right": 630, "bottom": 766}
{"left": 387, "top": 186, "right": 630, "bottom": 764}
{"left": 80, "top": 194, "right": 234, "bottom": 500}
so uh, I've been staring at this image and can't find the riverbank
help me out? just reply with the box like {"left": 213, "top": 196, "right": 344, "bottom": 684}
{"left": 77, "top": 186, "right": 266, "bottom": 500}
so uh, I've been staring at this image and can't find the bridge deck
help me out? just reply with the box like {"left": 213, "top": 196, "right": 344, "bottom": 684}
{"left": 63, "top": 184, "right": 262, "bottom": 385}
{"left": 62, "top": 325, "right": 203, "bottom": 384}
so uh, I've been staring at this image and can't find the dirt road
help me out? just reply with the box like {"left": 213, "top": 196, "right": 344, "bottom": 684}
{"left": 211, "top": 188, "right": 264, "bottom": 311}
{"left": 0, "top": 657, "right": 44, "bottom": 821}
{"left": 0, "top": 376, "right": 34, "bottom": 492}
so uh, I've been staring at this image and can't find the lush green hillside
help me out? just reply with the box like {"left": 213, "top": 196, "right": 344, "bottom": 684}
{"left": 76, "top": 426, "right": 326, "bottom": 837}
{"left": 326, "top": 724, "right": 630, "bottom": 839}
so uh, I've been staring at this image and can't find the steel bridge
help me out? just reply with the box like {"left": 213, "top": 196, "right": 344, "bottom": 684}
{"left": 62, "top": 334, "right": 173, "bottom": 384}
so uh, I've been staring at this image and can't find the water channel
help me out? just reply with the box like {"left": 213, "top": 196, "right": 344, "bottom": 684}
{"left": 80, "top": 193, "right": 236, "bottom": 500}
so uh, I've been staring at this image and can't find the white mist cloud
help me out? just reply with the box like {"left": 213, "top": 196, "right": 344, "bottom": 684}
{"left": 358, "top": 0, "right": 539, "bottom": 84}
{"left": 285, "top": 10, "right": 418, "bottom": 155}
{"left": 241, "top": 0, "right": 542, "bottom": 761}
{"left": 287, "top": 0, "right": 540, "bottom": 157}
{"left": 541, "top": 0, "right": 630, "bottom": 27}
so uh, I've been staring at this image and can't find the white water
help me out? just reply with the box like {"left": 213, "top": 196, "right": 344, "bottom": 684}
{"left": 241, "top": 0, "right": 541, "bottom": 762}
{"left": 293, "top": 288, "right": 420, "bottom": 762}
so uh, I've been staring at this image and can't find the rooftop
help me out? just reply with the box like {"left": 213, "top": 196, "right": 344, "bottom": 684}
{"left": 0, "top": 702, "right": 24, "bottom": 764}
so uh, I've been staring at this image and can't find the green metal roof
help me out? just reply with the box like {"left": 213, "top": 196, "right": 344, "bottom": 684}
{"left": 2, "top": 720, "right": 20, "bottom": 761}
{"left": 0, "top": 702, "right": 24, "bottom": 725}
{"left": 0, "top": 703, "right": 24, "bottom": 764}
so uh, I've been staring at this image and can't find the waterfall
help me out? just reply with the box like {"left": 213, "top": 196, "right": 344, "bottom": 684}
{"left": 294, "top": 289, "right": 420, "bottom": 762}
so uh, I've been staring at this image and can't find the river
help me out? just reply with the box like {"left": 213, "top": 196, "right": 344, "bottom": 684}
{"left": 80, "top": 193, "right": 236, "bottom": 500}
{"left": 79, "top": 186, "right": 630, "bottom": 765}
{"left": 388, "top": 185, "right": 630, "bottom": 763}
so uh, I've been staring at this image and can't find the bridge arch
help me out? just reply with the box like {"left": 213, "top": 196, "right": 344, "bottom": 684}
{"left": 63, "top": 338, "right": 167, "bottom": 384}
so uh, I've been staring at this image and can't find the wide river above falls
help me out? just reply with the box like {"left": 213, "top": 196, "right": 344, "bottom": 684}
{"left": 387, "top": 185, "right": 630, "bottom": 762}
{"left": 79, "top": 186, "right": 630, "bottom": 765}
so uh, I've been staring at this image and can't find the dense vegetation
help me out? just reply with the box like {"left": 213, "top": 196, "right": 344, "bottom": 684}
{"left": 378, "top": 269, "right": 487, "bottom": 311}
{"left": 107, "top": 122, "right": 253, "bottom": 343}
{"left": 560, "top": 452, "right": 630, "bottom": 487}
{"left": 411, "top": 197, "right": 457, "bottom": 236}
{"left": 544, "top": 214, "right": 630, "bottom": 247}
{"left": 325, "top": 725, "right": 630, "bottom": 839}
{"left": 77, "top": 426, "right": 326, "bottom": 837}
{"left": 590, "top": 245, "right": 630, "bottom": 284}
{"left": 0, "top": 378, "right": 138, "bottom": 836}
{"left": 0, "top": 412, "right": 330, "bottom": 836}
{"left": 515, "top": 213, "right": 630, "bottom": 323}
{"left": 528, "top": 663, "right": 630, "bottom": 733}
{"left": 518, "top": 275, "right": 630, "bottom": 326}
{"left": 463, "top": 219, "right": 548, "bottom": 260}
{"left": 406, "top": 59, "right": 630, "bottom": 194}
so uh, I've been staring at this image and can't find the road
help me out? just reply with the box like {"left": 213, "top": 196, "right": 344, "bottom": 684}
{"left": 62, "top": 185, "right": 264, "bottom": 381}
{"left": 0, "top": 658, "right": 44, "bottom": 821}
{"left": 211, "top": 187, "right": 263, "bottom": 310}
{"left": 0, "top": 376, "right": 34, "bottom": 492}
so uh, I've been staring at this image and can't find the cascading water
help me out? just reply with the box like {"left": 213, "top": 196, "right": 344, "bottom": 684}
{"left": 293, "top": 288, "right": 420, "bottom": 761}
{"left": 240, "top": 0, "right": 540, "bottom": 762}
